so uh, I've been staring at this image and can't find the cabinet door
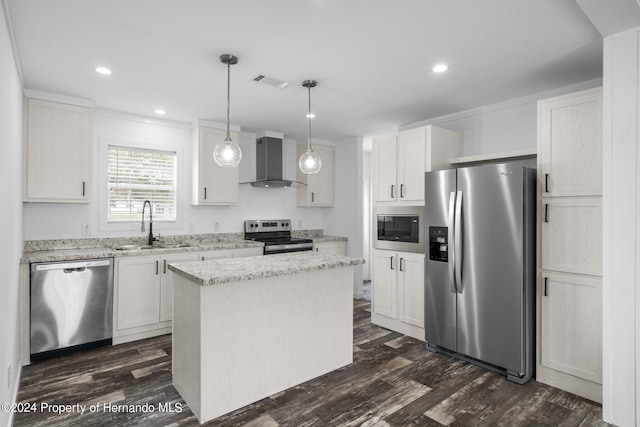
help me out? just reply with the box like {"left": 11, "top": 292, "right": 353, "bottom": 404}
{"left": 199, "top": 249, "right": 234, "bottom": 261}
{"left": 372, "top": 250, "right": 397, "bottom": 319}
{"left": 373, "top": 136, "right": 397, "bottom": 202}
{"left": 540, "top": 272, "right": 602, "bottom": 383}
{"left": 160, "top": 253, "right": 199, "bottom": 322}
{"left": 232, "top": 247, "right": 263, "bottom": 258}
{"left": 306, "top": 144, "right": 334, "bottom": 206}
{"left": 117, "top": 256, "right": 160, "bottom": 330}
{"left": 397, "top": 253, "right": 425, "bottom": 328}
{"left": 541, "top": 197, "right": 602, "bottom": 276}
{"left": 538, "top": 88, "right": 602, "bottom": 197}
{"left": 314, "top": 241, "right": 346, "bottom": 255}
{"left": 193, "top": 127, "right": 239, "bottom": 205}
{"left": 397, "top": 128, "right": 425, "bottom": 201}
{"left": 24, "top": 98, "right": 91, "bottom": 202}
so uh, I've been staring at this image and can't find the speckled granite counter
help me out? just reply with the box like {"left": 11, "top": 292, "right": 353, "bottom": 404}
{"left": 20, "top": 234, "right": 264, "bottom": 263}
{"left": 168, "top": 251, "right": 363, "bottom": 286}
{"left": 311, "top": 235, "right": 348, "bottom": 243}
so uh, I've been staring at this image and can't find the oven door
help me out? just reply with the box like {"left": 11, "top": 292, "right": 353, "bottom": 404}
{"left": 374, "top": 206, "right": 425, "bottom": 253}
{"left": 264, "top": 242, "right": 313, "bottom": 255}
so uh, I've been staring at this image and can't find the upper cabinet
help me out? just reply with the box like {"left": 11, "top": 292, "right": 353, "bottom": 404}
{"left": 23, "top": 98, "right": 92, "bottom": 203}
{"left": 191, "top": 126, "right": 239, "bottom": 205}
{"left": 538, "top": 88, "right": 603, "bottom": 197}
{"left": 296, "top": 143, "right": 334, "bottom": 207}
{"left": 372, "top": 125, "right": 463, "bottom": 205}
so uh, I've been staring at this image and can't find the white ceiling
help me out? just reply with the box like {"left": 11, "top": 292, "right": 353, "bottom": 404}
{"left": 6, "top": 0, "right": 603, "bottom": 142}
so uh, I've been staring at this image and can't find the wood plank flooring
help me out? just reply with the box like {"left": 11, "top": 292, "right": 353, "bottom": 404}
{"left": 14, "top": 300, "right": 608, "bottom": 426}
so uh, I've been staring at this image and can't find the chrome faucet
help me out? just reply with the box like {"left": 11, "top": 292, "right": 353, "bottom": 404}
{"left": 141, "top": 200, "right": 156, "bottom": 246}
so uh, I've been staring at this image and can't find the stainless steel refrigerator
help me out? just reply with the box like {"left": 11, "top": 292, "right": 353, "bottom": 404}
{"left": 424, "top": 162, "right": 535, "bottom": 384}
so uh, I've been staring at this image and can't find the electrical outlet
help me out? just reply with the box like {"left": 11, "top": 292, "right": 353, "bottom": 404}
{"left": 188, "top": 222, "right": 195, "bottom": 233}
{"left": 82, "top": 224, "right": 91, "bottom": 236}
{"left": 298, "top": 220, "right": 303, "bottom": 228}
{"left": 7, "top": 363, "right": 11, "bottom": 389}
{"left": 214, "top": 222, "right": 220, "bottom": 232}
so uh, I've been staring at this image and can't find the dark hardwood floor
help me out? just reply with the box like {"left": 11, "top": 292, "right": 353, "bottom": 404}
{"left": 15, "top": 300, "right": 608, "bottom": 426}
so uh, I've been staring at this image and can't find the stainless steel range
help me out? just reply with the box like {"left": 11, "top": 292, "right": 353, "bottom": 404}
{"left": 244, "top": 219, "right": 313, "bottom": 255}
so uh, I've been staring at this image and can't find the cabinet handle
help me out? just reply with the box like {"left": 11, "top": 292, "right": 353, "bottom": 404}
{"left": 82, "top": 181, "right": 86, "bottom": 197}
{"left": 545, "top": 174, "right": 549, "bottom": 193}
{"left": 400, "top": 184, "right": 404, "bottom": 198}
{"left": 155, "top": 260, "right": 159, "bottom": 275}
{"left": 315, "top": 248, "right": 319, "bottom": 252}
{"left": 544, "top": 277, "right": 548, "bottom": 296}
{"left": 163, "top": 259, "right": 167, "bottom": 274}
{"left": 312, "top": 192, "right": 315, "bottom": 203}
{"left": 202, "top": 256, "right": 205, "bottom": 261}
{"left": 544, "top": 204, "right": 549, "bottom": 223}
{"left": 391, "top": 185, "right": 395, "bottom": 198}
{"left": 390, "top": 256, "right": 394, "bottom": 270}
{"left": 204, "top": 187, "right": 207, "bottom": 200}
{"left": 400, "top": 257, "right": 404, "bottom": 271}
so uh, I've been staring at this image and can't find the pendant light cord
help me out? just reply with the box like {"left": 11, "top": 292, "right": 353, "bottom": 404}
{"left": 307, "top": 85, "right": 313, "bottom": 151}
{"left": 226, "top": 61, "right": 231, "bottom": 141}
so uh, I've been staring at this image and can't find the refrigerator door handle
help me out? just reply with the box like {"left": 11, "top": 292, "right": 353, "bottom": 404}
{"left": 454, "top": 190, "right": 463, "bottom": 293}
{"left": 448, "top": 191, "right": 457, "bottom": 293}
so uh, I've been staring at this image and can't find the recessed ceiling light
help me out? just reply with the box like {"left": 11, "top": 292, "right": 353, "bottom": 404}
{"left": 95, "top": 66, "right": 112, "bottom": 75}
{"left": 154, "top": 109, "right": 166, "bottom": 115}
{"left": 432, "top": 64, "right": 448, "bottom": 73}
{"left": 306, "top": 113, "right": 316, "bottom": 118}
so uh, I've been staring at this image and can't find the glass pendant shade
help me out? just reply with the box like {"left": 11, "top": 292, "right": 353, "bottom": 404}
{"left": 213, "top": 137, "right": 242, "bottom": 167}
{"left": 299, "top": 79, "right": 322, "bottom": 175}
{"left": 214, "top": 53, "right": 242, "bottom": 168}
{"left": 298, "top": 147, "right": 322, "bottom": 174}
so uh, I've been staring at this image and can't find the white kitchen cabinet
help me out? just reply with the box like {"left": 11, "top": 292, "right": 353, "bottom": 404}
{"left": 199, "top": 247, "right": 263, "bottom": 261}
{"left": 372, "top": 125, "right": 463, "bottom": 205}
{"left": 540, "top": 273, "right": 602, "bottom": 385}
{"left": 296, "top": 144, "right": 334, "bottom": 206}
{"left": 313, "top": 241, "right": 346, "bottom": 255}
{"left": 541, "top": 198, "right": 602, "bottom": 276}
{"left": 371, "top": 249, "right": 425, "bottom": 340}
{"left": 23, "top": 98, "right": 92, "bottom": 203}
{"left": 114, "top": 252, "right": 198, "bottom": 344}
{"left": 191, "top": 126, "right": 239, "bottom": 205}
{"left": 537, "top": 87, "right": 603, "bottom": 403}
{"left": 538, "top": 87, "right": 602, "bottom": 197}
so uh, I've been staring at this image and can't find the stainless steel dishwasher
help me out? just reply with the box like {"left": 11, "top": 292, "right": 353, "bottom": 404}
{"left": 30, "top": 258, "right": 114, "bottom": 361}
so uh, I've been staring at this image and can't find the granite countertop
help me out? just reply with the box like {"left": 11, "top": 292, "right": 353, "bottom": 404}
{"left": 21, "top": 238, "right": 264, "bottom": 264}
{"left": 168, "top": 252, "right": 365, "bottom": 286}
{"left": 312, "top": 235, "right": 348, "bottom": 243}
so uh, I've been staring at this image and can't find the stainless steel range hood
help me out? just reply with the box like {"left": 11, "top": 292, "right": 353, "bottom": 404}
{"left": 244, "top": 136, "right": 304, "bottom": 188}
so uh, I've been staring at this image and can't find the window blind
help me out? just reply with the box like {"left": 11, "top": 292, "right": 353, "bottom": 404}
{"left": 107, "top": 146, "right": 177, "bottom": 222}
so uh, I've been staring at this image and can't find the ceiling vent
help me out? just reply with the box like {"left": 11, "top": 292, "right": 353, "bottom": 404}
{"left": 252, "top": 74, "right": 290, "bottom": 89}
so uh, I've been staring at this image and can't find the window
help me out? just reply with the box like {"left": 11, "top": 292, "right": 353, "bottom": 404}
{"left": 107, "top": 145, "right": 177, "bottom": 222}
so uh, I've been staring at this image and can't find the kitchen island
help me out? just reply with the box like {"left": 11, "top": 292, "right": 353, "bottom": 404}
{"left": 167, "top": 252, "right": 364, "bottom": 424}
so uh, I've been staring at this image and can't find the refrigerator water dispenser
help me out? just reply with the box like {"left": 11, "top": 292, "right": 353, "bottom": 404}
{"left": 429, "top": 226, "right": 448, "bottom": 262}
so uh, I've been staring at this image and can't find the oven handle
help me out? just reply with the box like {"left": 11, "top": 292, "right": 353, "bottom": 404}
{"left": 265, "top": 242, "right": 313, "bottom": 252}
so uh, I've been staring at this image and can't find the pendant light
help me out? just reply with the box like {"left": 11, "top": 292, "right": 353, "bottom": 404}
{"left": 213, "top": 54, "right": 242, "bottom": 167}
{"left": 298, "top": 80, "right": 322, "bottom": 174}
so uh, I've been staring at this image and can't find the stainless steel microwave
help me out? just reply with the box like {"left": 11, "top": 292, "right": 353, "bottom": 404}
{"left": 374, "top": 206, "right": 425, "bottom": 253}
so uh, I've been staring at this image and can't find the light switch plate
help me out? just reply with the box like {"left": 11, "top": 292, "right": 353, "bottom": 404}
{"left": 82, "top": 224, "right": 91, "bottom": 236}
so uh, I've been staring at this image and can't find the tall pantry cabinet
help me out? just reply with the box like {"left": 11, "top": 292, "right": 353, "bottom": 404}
{"left": 537, "top": 87, "right": 603, "bottom": 403}
{"left": 371, "top": 125, "right": 463, "bottom": 340}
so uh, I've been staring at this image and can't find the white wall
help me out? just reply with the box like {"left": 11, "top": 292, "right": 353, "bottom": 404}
{"left": 400, "top": 79, "right": 602, "bottom": 156}
{"left": 0, "top": 1, "right": 23, "bottom": 425}
{"left": 602, "top": 26, "right": 640, "bottom": 427}
{"left": 23, "top": 110, "right": 326, "bottom": 240}
{"left": 322, "top": 139, "right": 364, "bottom": 297}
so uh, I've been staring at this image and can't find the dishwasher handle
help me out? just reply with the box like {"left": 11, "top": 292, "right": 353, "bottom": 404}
{"left": 34, "top": 259, "right": 112, "bottom": 272}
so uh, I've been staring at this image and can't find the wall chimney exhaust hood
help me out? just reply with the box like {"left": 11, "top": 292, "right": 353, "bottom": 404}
{"left": 242, "top": 136, "right": 305, "bottom": 188}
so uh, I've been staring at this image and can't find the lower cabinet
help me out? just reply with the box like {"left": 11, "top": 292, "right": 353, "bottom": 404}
{"left": 199, "top": 247, "right": 263, "bottom": 261}
{"left": 114, "top": 252, "right": 199, "bottom": 344}
{"left": 537, "top": 271, "right": 602, "bottom": 402}
{"left": 313, "top": 241, "right": 346, "bottom": 255}
{"left": 371, "top": 249, "right": 425, "bottom": 340}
